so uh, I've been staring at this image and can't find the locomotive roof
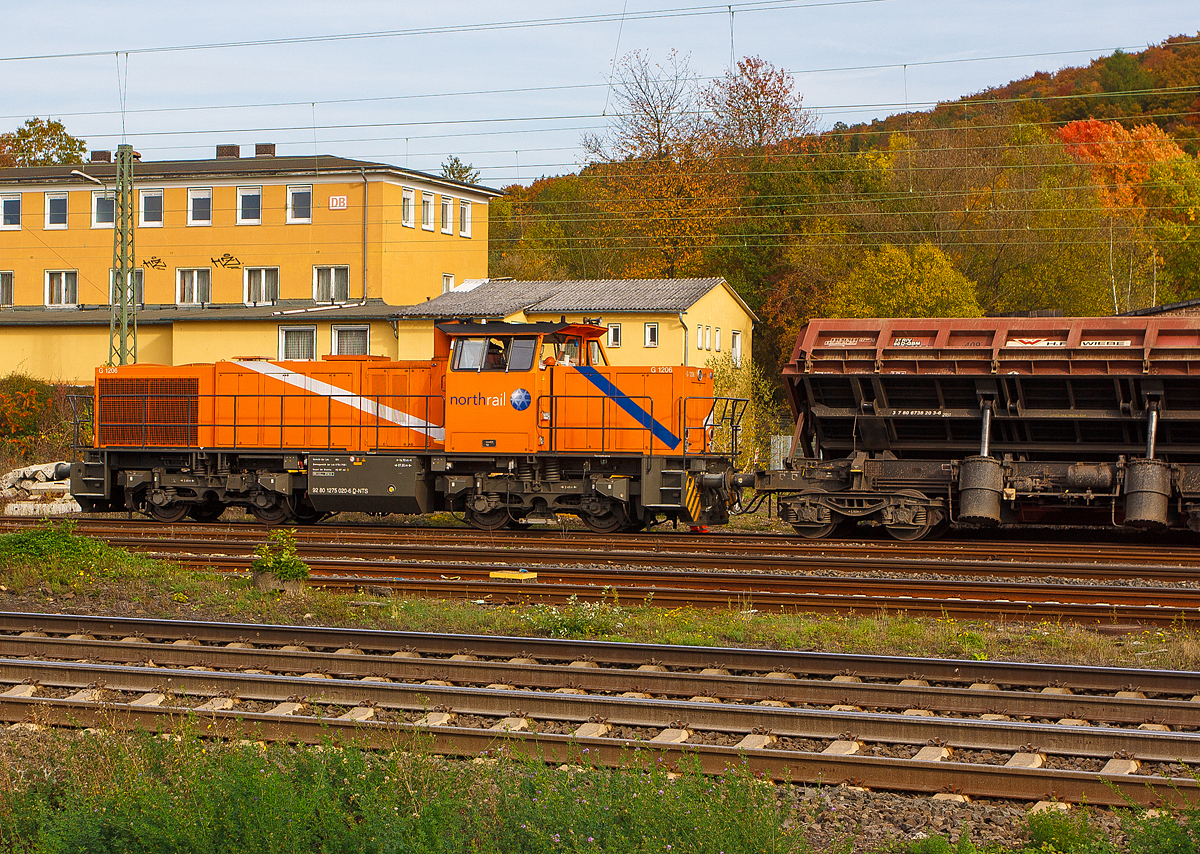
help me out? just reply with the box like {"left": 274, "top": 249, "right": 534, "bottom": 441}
{"left": 435, "top": 320, "right": 604, "bottom": 337}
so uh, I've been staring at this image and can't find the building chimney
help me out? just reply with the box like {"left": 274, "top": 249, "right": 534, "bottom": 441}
{"left": 89, "top": 150, "right": 111, "bottom": 163}
{"left": 255, "top": 143, "right": 276, "bottom": 158}
{"left": 216, "top": 144, "right": 241, "bottom": 159}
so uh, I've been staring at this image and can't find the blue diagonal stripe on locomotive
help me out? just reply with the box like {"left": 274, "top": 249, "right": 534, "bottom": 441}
{"left": 572, "top": 365, "right": 681, "bottom": 450}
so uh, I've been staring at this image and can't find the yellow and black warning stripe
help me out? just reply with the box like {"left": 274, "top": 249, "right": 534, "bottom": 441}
{"left": 683, "top": 474, "right": 703, "bottom": 522}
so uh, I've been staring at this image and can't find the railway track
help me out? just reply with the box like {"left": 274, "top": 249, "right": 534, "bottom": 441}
{"left": 2, "top": 612, "right": 1196, "bottom": 807}
{"left": 5, "top": 517, "right": 1200, "bottom": 577}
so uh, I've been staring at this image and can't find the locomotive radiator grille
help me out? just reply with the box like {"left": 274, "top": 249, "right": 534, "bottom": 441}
{"left": 98, "top": 378, "right": 200, "bottom": 447}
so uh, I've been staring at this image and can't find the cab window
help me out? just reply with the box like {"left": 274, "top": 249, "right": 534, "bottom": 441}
{"left": 588, "top": 339, "right": 607, "bottom": 366}
{"left": 452, "top": 336, "right": 535, "bottom": 372}
{"left": 508, "top": 338, "right": 537, "bottom": 371}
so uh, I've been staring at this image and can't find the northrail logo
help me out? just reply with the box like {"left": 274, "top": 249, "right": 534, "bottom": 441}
{"left": 448, "top": 389, "right": 533, "bottom": 411}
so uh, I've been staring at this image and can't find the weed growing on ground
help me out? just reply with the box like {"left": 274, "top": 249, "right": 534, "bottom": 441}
{"left": 0, "top": 728, "right": 812, "bottom": 853}
{"left": 520, "top": 593, "right": 625, "bottom": 638}
{"left": 250, "top": 528, "right": 310, "bottom": 581}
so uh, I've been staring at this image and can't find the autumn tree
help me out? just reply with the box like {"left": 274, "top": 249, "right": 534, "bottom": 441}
{"left": 0, "top": 118, "right": 86, "bottom": 167}
{"left": 823, "top": 242, "right": 982, "bottom": 318}
{"left": 701, "top": 56, "right": 816, "bottom": 150}
{"left": 1059, "top": 118, "right": 1200, "bottom": 306}
{"left": 584, "top": 50, "right": 697, "bottom": 162}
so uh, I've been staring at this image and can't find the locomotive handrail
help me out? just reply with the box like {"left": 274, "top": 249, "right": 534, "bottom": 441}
{"left": 681, "top": 396, "right": 748, "bottom": 458}
{"left": 91, "top": 391, "right": 445, "bottom": 452}
{"left": 536, "top": 393, "right": 662, "bottom": 454}
{"left": 67, "top": 394, "right": 95, "bottom": 455}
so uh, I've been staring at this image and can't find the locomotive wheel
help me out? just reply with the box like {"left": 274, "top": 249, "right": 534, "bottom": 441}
{"left": 250, "top": 503, "right": 292, "bottom": 525}
{"left": 146, "top": 502, "right": 189, "bottom": 524}
{"left": 290, "top": 497, "right": 329, "bottom": 525}
{"left": 187, "top": 502, "right": 226, "bottom": 523}
{"left": 580, "top": 510, "right": 625, "bottom": 534}
{"left": 464, "top": 507, "right": 509, "bottom": 531}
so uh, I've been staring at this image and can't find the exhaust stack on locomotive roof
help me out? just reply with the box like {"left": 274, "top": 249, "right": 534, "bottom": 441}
{"left": 748, "top": 315, "right": 1200, "bottom": 540}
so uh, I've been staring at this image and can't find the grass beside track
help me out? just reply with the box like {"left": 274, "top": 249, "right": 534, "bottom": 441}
{"left": 0, "top": 727, "right": 1197, "bottom": 854}
{"left": 0, "top": 521, "right": 1197, "bottom": 671}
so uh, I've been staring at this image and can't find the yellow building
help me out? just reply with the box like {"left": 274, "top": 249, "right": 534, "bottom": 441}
{"left": 392, "top": 277, "right": 755, "bottom": 369}
{"left": 0, "top": 145, "right": 499, "bottom": 382}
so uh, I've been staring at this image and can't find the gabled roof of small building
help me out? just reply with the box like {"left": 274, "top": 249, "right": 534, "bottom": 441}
{"left": 393, "top": 277, "right": 757, "bottom": 320}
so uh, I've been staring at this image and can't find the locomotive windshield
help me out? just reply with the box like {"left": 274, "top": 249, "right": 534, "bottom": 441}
{"left": 451, "top": 336, "right": 536, "bottom": 372}
{"left": 539, "top": 333, "right": 607, "bottom": 367}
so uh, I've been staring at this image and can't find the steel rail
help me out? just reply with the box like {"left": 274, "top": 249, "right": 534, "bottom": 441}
{"left": 4, "top": 636, "right": 1198, "bottom": 731}
{"left": 0, "top": 690, "right": 1195, "bottom": 806}
{"left": 3, "top": 611, "right": 1197, "bottom": 694}
{"left": 105, "top": 534, "right": 1200, "bottom": 583}
{"left": 5, "top": 516, "right": 1199, "bottom": 570}
{"left": 4, "top": 658, "right": 1199, "bottom": 763}
{"left": 190, "top": 566, "right": 1198, "bottom": 625}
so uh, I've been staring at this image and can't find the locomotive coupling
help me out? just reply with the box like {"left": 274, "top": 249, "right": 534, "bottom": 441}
{"left": 731, "top": 472, "right": 756, "bottom": 489}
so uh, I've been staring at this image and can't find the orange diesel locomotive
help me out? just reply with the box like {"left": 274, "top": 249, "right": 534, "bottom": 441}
{"left": 71, "top": 321, "right": 745, "bottom": 532}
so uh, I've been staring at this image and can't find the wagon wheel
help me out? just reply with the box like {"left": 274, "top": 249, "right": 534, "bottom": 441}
{"left": 250, "top": 503, "right": 292, "bottom": 525}
{"left": 464, "top": 506, "right": 510, "bottom": 531}
{"left": 146, "top": 502, "right": 189, "bottom": 524}
{"left": 187, "top": 501, "right": 226, "bottom": 523}
{"left": 883, "top": 490, "right": 933, "bottom": 541}
{"left": 789, "top": 489, "right": 839, "bottom": 540}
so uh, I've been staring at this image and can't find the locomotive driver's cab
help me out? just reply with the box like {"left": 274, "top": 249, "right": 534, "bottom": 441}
{"left": 438, "top": 320, "right": 609, "bottom": 454}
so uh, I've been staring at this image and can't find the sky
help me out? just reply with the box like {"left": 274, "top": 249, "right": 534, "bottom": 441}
{"left": 0, "top": 1, "right": 1195, "bottom": 187}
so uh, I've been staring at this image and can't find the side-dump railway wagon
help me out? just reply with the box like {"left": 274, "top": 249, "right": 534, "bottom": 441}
{"left": 70, "top": 321, "right": 743, "bottom": 532}
{"left": 743, "top": 316, "right": 1200, "bottom": 540}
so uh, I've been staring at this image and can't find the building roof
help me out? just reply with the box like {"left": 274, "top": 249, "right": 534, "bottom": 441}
{"left": 0, "top": 155, "right": 501, "bottom": 197}
{"left": 0, "top": 298, "right": 401, "bottom": 327}
{"left": 393, "top": 277, "right": 758, "bottom": 320}
{"left": 1119, "top": 298, "right": 1200, "bottom": 317}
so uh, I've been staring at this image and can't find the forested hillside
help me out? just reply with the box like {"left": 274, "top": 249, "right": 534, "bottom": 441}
{"left": 489, "top": 36, "right": 1200, "bottom": 373}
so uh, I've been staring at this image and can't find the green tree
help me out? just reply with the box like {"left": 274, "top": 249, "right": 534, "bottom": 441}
{"left": 440, "top": 155, "right": 480, "bottom": 184}
{"left": 824, "top": 242, "right": 982, "bottom": 318}
{"left": 0, "top": 118, "right": 86, "bottom": 167}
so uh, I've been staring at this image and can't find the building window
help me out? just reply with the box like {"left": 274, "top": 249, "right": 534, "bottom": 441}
{"left": 442, "top": 273, "right": 455, "bottom": 293}
{"left": 139, "top": 190, "right": 162, "bottom": 227}
{"left": 45, "top": 270, "right": 78, "bottom": 307}
{"left": 644, "top": 322, "right": 658, "bottom": 348}
{"left": 279, "top": 326, "right": 316, "bottom": 360}
{"left": 45, "top": 193, "right": 67, "bottom": 229}
{"left": 177, "top": 268, "right": 211, "bottom": 305}
{"left": 332, "top": 325, "right": 369, "bottom": 355}
{"left": 187, "top": 188, "right": 211, "bottom": 225}
{"left": 314, "top": 265, "right": 349, "bottom": 303}
{"left": 110, "top": 269, "right": 144, "bottom": 306}
{"left": 607, "top": 324, "right": 622, "bottom": 348}
{"left": 245, "top": 267, "right": 279, "bottom": 305}
{"left": 0, "top": 272, "right": 13, "bottom": 306}
{"left": 459, "top": 200, "right": 471, "bottom": 237}
{"left": 421, "top": 192, "right": 434, "bottom": 230}
{"left": 93, "top": 191, "right": 115, "bottom": 228}
{"left": 238, "top": 187, "right": 262, "bottom": 224}
{"left": 697, "top": 327, "right": 704, "bottom": 350}
{"left": 401, "top": 188, "right": 415, "bottom": 227}
{"left": 705, "top": 326, "right": 712, "bottom": 351}
{"left": 287, "top": 185, "right": 312, "bottom": 223}
{"left": 715, "top": 327, "right": 721, "bottom": 352}
{"left": 731, "top": 330, "right": 742, "bottom": 367}
{"left": 0, "top": 195, "right": 20, "bottom": 229}
{"left": 441, "top": 196, "right": 453, "bottom": 233}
